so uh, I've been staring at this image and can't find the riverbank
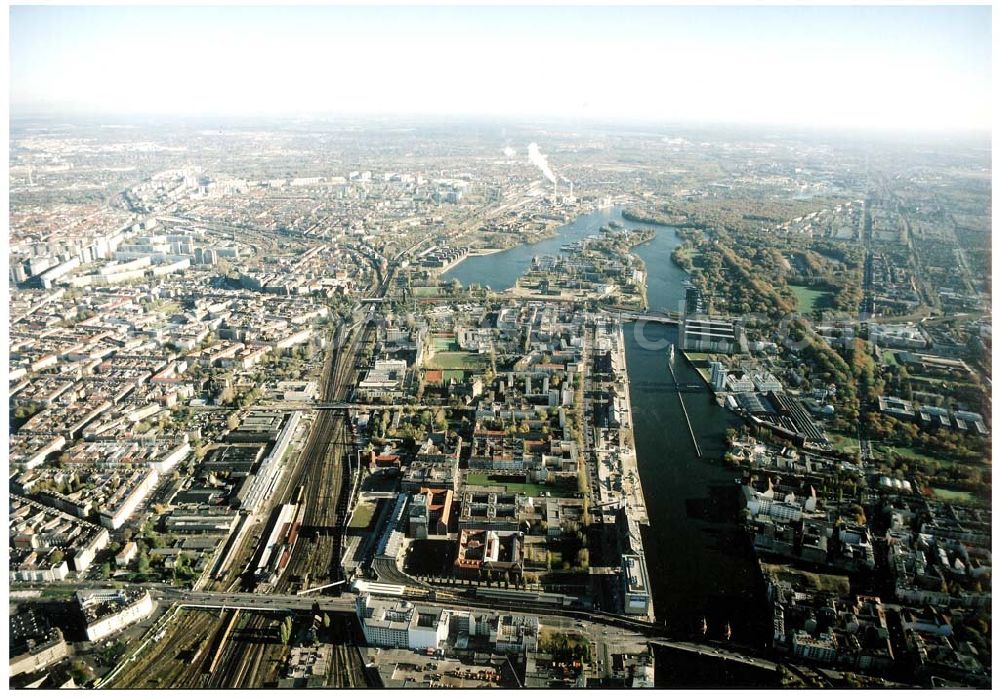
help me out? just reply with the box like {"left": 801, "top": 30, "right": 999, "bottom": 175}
{"left": 442, "top": 207, "right": 630, "bottom": 290}
{"left": 431, "top": 254, "right": 472, "bottom": 275}
{"left": 432, "top": 243, "right": 524, "bottom": 275}
{"left": 621, "top": 207, "right": 683, "bottom": 227}
{"left": 622, "top": 207, "right": 703, "bottom": 230}
{"left": 442, "top": 206, "right": 763, "bottom": 637}
{"left": 614, "top": 321, "right": 650, "bottom": 526}
{"left": 587, "top": 318, "right": 654, "bottom": 622}
{"left": 614, "top": 228, "right": 656, "bottom": 310}
{"left": 680, "top": 350, "right": 714, "bottom": 387}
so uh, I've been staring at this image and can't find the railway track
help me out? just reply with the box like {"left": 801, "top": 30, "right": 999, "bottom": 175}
{"left": 208, "top": 321, "right": 352, "bottom": 593}
{"left": 280, "top": 273, "right": 390, "bottom": 589}
{"left": 206, "top": 270, "right": 390, "bottom": 685}
{"left": 209, "top": 612, "right": 294, "bottom": 688}
{"left": 111, "top": 247, "right": 395, "bottom": 691}
{"left": 276, "top": 322, "right": 368, "bottom": 591}
{"left": 108, "top": 609, "right": 219, "bottom": 688}
{"left": 327, "top": 614, "right": 367, "bottom": 687}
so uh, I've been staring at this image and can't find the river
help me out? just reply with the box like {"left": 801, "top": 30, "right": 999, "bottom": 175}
{"left": 444, "top": 206, "right": 769, "bottom": 658}
{"left": 441, "top": 207, "right": 631, "bottom": 291}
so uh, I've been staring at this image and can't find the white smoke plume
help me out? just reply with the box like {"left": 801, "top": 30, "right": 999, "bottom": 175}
{"left": 502, "top": 146, "right": 516, "bottom": 158}
{"left": 527, "top": 142, "right": 557, "bottom": 184}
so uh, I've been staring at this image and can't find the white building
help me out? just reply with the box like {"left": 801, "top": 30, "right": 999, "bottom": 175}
{"left": 742, "top": 485, "right": 804, "bottom": 523}
{"left": 621, "top": 554, "right": 652, "bottom": 617}
{"left": 10, "top": 435, "right": 67, "bottom": 470}
{"left": 680, "top": 317, "right": 744, "bottom": 354}
{"left": 73, "top": 527, "right": 111, "bottom": 572}
{"left": 356, "top": 595, "right": 449, "bottom": 651}
{"left": 9, "top": 628, "right": 69, "bottom": 678}
{"left": 751, "top": 372, "right": 783, "bottom": 393}
{"left": 99, "top": 468, "right": 159, "bottom": 530}
{"left": 277, "top": 380, "right": 319, "bottom": 402}
{"left": 870, "top": 324, "right": 927, "bottom": 349}
{"left": 115, "top": 541, "right": 139, "bottom": 567}
{"left": 358, "top": 360, "right": 408, "bottom": 400}
{"left": 726, "top": 373, "right": 755, "bottom": 394}
{"left": 77, "top": 588, "right": 154, "bottom": 642}
{"left": 495, "top": 614, "right": 539, "bottom": 653}
{"left": 152, "top": 442, "right": 191, "bottom": 475}
{"left": 791, "top": 630, "right": 837, "bottom": 663}
{"left": 10, "top": 557, "right": 69, "bottom": 583}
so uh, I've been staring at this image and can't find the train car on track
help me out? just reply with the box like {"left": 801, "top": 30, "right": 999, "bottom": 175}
{"left": 254, "top": 489, "right": 308, "bottom": 588}
{"left": 473, "top": 587, "right": 588, "bottom": 609}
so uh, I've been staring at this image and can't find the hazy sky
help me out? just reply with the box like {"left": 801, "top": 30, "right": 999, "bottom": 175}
{"left": 10, "top": 5, "right": 992, "bottom": 131}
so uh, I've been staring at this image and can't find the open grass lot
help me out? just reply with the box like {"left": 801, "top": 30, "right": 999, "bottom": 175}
{"left": 684, "top": 351, "right": 726, "bottom": 383}
{"left": 465, "top": 471, "right": 577, "bottom": 497}
{"left": 149, "top": 300, "right": 181, "bottom": 315}
{"left": 538, "top": 627, "right": 590, "bottom": 649}
{"left": 684, "top": 351, "right": 712, "bottom": 365}
{"left": 684, "top": 351, "right": 728, "bottom": 367}
{"left": 760, "top": 562, "right": 850, "bottom": 595}
{"left": 882, "top": 444, "right": 978, "bottom": 469}
{"left": 827, "top": 431, "right": 860, "bottom": 455}
{"left": 931, "top": 487, "right": 981, "bottom": 504}
{"left": 413, "top": 285, "right": 443, "bottom": 298}
{"left": 909, "top": 376, "right": 979, "bottom": 392}
{"left": 427, "top": 351, "right": 489, "bottom": 369}
{"left": 789, "top": 284, "right": 834, "bottom": 314}
{"left": 909, "top": 375, "right": 949, "bottom": 387}
{"left": 431, "top": 336, "right": 459, "bottom": 352}
{"left": 347, "top": 502, "right": 376, "bottom": 530}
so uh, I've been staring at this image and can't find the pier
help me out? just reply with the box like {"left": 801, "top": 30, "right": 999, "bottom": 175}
{"left": 666, "top": 353, "right": 703, "bottom": 458}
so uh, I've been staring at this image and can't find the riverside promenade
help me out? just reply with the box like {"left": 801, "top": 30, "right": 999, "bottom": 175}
{"left": 613, "top": 321, "right": 649, "bottom": 524}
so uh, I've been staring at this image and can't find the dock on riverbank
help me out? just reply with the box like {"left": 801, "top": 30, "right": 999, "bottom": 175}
{"left": 666, "top": 350, "right": 703, "bottom": 458}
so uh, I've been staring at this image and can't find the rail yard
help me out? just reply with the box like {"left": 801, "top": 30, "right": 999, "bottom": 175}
{"left": 107, "top": 260, "right": 391, "bottom": 689}
{"left": 197, "top": 267, "right": 390, "bottom": 685}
